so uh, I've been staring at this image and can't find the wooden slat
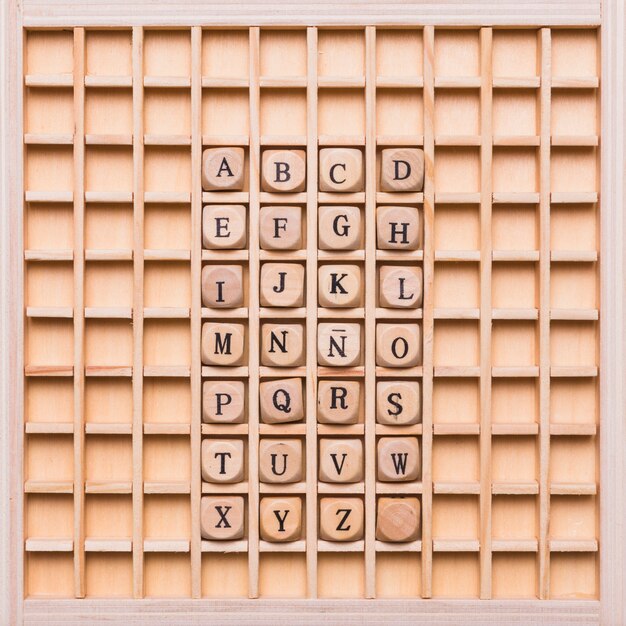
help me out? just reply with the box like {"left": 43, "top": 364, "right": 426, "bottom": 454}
{"left": 538, "top": 27, "right": 552, "bottom": 600}
{"left": 72, "top": 26, "right": 86, "bottom": 600}
{"left": 305, "top": 25, "right": 318, "bottom": 599}
{"left": 131, "top": 25, "right": 145, "bottom": 599}
{"left": 247, "top": 26, "right": 261, "bottom": 599}
{"left": 364, "top": 25, "right": 377, "bottom": 599}
{"left": 190, "top": 25, "right": 202, "bottom": 600}
{"left": 421, "top": 24, "right": 435, "bottom": 599}
{"left": 479, "top": 26, "right": 493, "bottom": 600}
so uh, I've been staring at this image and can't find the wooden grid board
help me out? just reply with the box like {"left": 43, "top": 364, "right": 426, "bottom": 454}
{"left": 21, "top": 25, "right": 600, "bottom": 601}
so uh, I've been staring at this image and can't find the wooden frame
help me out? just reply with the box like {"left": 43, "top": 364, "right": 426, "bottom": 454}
{"left": 2, "top": 0, "right": 624, "bottom": 624}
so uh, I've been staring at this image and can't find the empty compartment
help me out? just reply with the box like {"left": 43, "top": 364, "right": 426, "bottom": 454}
{"left": 492, "top": 553, "right": 537, "bottom": 598}
{"left": 492, "top": 262, "right": 537, "bottom": 309}
{"left": 144, "top": 146, "right": 191, "bottom": 193}
{"left": 435, "top": 205, "right": 479, "bottom": 251}
{"left": 549, "top": 437, "right": 596, "bottom": 484}
{"left": 27, "top": 434, "right": 73, "bottom": 482}
{"left": 492, "top": 495, "right": 537, "bottom": 540}
{"left": 550, "top": 378, "right": 597, "bottom": 425}
{"left": 433, "top": 495, "right": 479, "bottom": 540}
{"left": 144, "top": 89, "right": 191, "bottom": 135}
{"left": 26, "top": 146, "right": 73, "bottom": 192}
{"left": 376, "top": 554, "right": 421, "bottom": 598}
{"left": 551, "top": 90, "right": 598, "bottom": 136}
{"left": 492, "top": 378, "right": 538, "bottom": 425}
{"left": 85, "top": 378, "right": 133, "bottom": 425}
{"left": 202, "top": 30, "right": 249, "bottom": 79}
{"left": 492, "top": 436, "right": 537, "bottom": 483}
{"left": 85, "top": 435, "right": 132, "bottom": 483}
{"left": 260, "top": 89, "right": 307, "bottom": 136}
{"left": 433, "top": 378, "right": 479, "bottom": 425}
{"left": 144, "top": 435, "right": 191, "bottom": 483}
{"left": 85, "top": 553, "right": 133, "bottom": 597}
{"left": 432, "top": 553, "right": 479, "bottom": 598}
{"left": 376, "top": 89, "right": 423, "bottom": 136}
{"left": 550, "top": 204, "right": 597, "bottom": 252}
{"left": 492, "top": 321, "right": 537, "bottom": 367}
{"left": 145, "top": 203, "right": 191, "bottom": 250}
{"left": 550, "top": 495, "right": 597, "bottom": 540}
{"left": 432, "top": 436, "right": 479, "bottom": 483}
{"left": 26, "top": 263, "right": 73, "bottom": 308}
{"left": 435, "top": 89, "right": 479, "bottom": 136}
{"left": 26, "top": 319, "right": 73, "bottom": 367}
{"left": 550, "top": 263, "right": 597, "bottom": 309}
{"left": 26, "top": 378, "right": 73, "bottom": 424}
{"left": 434, "top": 262, "right": 479, "bottom": 309}
{"left": 260, "top": 30, "right": 306, "bottom": 77}
{"left": 85, "top": 494, "right": 132, "bottom": 538}
{"left": 86, "top": 30, "right": 132, "bottom": 76}
{"left": 202, "top": 553, "right": 248, "bottom": 598}
{"left": 376, "top": 29, "right": 423, "bottom": 78}
{"left": 434, "top": 147, "right": 479, "bottom": 193}
{"left": 85, "top": 319, "right": 133, "bottom": 367}
{"left": 493, "top": 147, "right": 538, "bottom": 193}
{"left": 85, "top": 89, "right": 133, "bottom": 135}
{"left": 550, "top": 553, "right": 597, "bottom": 599}
{"left": 144, "top": 494, "right": 191, "bottom": 539}
{"left": 550, "top": 321, "right": 597, "bottom": 367}
{"left": 144, "top": 30, "right": 191, "bottom": 77}
{"left": 551, "top": 147, "right": 597, "bottom": 194}
{"left": 85, "top": 146, "right": 133, "bottom": 193}
{"left": 144, "top": 261, "right": 191, "bottom": 308}
{"left": 26, "top": 202, "right": 74, "bottom": 250}
{"left": 318, "top": 30, "right": 364, "bottom": 77}
{"left": 26, "top": 553, "right": 74, "bottom": 598}
{"left": 144, "top": 378, "right": 191, "bottom": 424}
{"left": 551, "top": 30, "right": 598, "bottom": 78}
{"left": 26, "top": 30, "right": 73, "bottom": 75}
{"left": 492, "top": 205, "right": 538, "bottom": 251}
{"left": 85, "top": 204, "right": 133, "bottom": 250}
{"left": 144, "top": 320, "right": 191, "bottom": 367}
{"left": 317, "top": 553, "right": 364, "bottom": 598}
{"left": 26, "top": 494, "right": 73, "bottom": 539}
{"left": 492, "top": 30, "right": 538, "bottom": 78}
{"left": 202, "top": 89, "right": 249, "bottom": 136}
{"left": 434, "top": 30, "right": 479, "bottom": 77}
{"left": 144, "top": 553, "right": 191, "bottom": 597}
{"left": 493, "top": 90, "right": 537, "bottom": 136}
{"left": 26, "top": 88, "right": 74, "bottom": 134}
{"left": 85, "top": 262, "right": 133, "bottom": 307}
{"left": 318, "top": 89, "right": 364, "bottom": 137}
{"left": 259, "top": 553, "right": 307, "bottom": 598}
{"left": 434, "top": 320, "right": 479, "bottom": 367}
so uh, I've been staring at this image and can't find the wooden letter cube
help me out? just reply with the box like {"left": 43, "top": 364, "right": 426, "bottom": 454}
{"left": 201, "top": 265, "right": 243, "bottom": 308}
{"left": 317, "top": 323, "right": 361, "bottom": 367}
{"left": 259, "top": 497, "right": 302, "bottom": 542}
{"left": 201, "top": 496, "right": 245, "bottom": 540}
{"left": 376, "top": 380, "right": 421, "bottom": 425}
{"left": 319, "top": 497, "right": 364, "bottom": 542}
{"left": 261, "top": 323, "right": 305, "bottom": 367}
{"left": 379, "top": 265, "right": 423, "bottom": 309}
{"left": 259, "top": 378, "right": 304, "bottom": 424}
{"left": 260, "top": 205, "right": 302, "bottom": 250}
{"left": 201, "top": 438, "right": 245, "bottom": 483}
{"left": 202, "top": 204, "right": 247, "bottom": 250}
{"left": 259, "top": 438, "right": 303, "bottom": 484}
{"left": 376, "top": 497, "right": 421, "bottom": 542}
{"left": 318, "top": 205, "right": 362, "bottom": 250}
{"left": 376, "top": 206, "right": 421, "bottom": 250}
{"left": 260, "top": 263, "right": 305, "bottom": 307}
{"left": 318, "top": 438, "right": 363, "bottom": 483}
{"left": 376, "top": 323, "right": 421, "bottom": 368}
{"left": 319, "top": 148, "right": 364, "bottom": 192}
{"left": 202, "top": 322, "right": 246, "bottom": 366}
{"left": 261, "top": 149, "right": 306, "bottom": 193}
{"left": 377, "top": 437, "right": 420, "bottom": 482}
{"left": 317, "top": 380, "right": 360, "bottom": 424}
{"left": 380, "top": 148, "right": 424, "bottom": 192}
{"left": 202, "top": 147, "right": 245, "bottom": 191}
{"left": 202, "top": 380, "right": 245, "bottom": 424}
{"left": 318, "top": 264, "right": 361, "bottom": 308}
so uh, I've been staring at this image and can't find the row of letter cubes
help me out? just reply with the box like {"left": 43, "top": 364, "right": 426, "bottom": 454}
{"left": 202, "top": 323, "right": 422, "bottom": 368}
{"left": 202, "top": 437, "right": 420, "bottom": 484}
{"left": 203, "top": 379, "right": 421, "bottom": 426}
{"left": 203, "top": 204, "right": 421, "bottom": 251}
{"left": 201, "top": 495, "right": 421, "bottom": 543}
{"left": 202, "top": 264, "right": 422, "bottom": 309}
{"left": 202, "top": 147, "right": 424, "bottom": 193}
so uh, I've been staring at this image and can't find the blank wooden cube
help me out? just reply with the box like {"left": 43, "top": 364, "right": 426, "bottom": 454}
{"left": 318, "top": 205, "right": 362, "bottom": 250}
{"left": 377, "top": 437, "right": 420, "bottom": 482}
{"left": 202, "top": 147, "right": 245, "bottom": 191}
{"left": 380, "top": 148, "right": 424, "bottom": 192}
{"left": 261, "top": 323, "right": 305, "bottom": 367}
{"left": 202, "top": 204, "right": 247, "bottom": 250}
{"left": 259, "top": 438, "right": 303, "bottom": 484}
{"left": 318, "top": 265, "right": 361, "bottom": 308}
{"left": 376, "top": 497, "right": 421, "bottom": 542}
{"left": 376, "top": 323, "right": 421, "bottom": 368}
{"left": 379, "top": 265, "right": 423, "bottom": 309}
{"left": 376, "top": 380, "right": 421, "bottom": 425}
{"left": 201, "top": 438, "right": 245, "bottom": 483}
{"left": 261, "top": 149, "right": 306, "bottom": 193}
{"left": 376, "top": 206, "right": 421, "bottom": 250}
{"left": 201, "top": 265, "right": 243, "bottom": 308}
{"left": 201, "top": 495, "right": 245, "bottom": 540}
{"left": 319, "top": 148, "right": 364, "bottom": 192}
{"left": 317, "top": 380, "right": 360, "bottom": 424}
{"left": 319, "top": 438, "right": 363, "bottom": 483}
{"left": 260, "top": 205, "right": 302, "bottom": 250}
{"left": 260, "top": 263, "right": 305, "bottom": 307}
{"left": 259, "top": 497, "right": 302, "bottom": 542}
{"left": 202, "top": 380, "right": 246, "bottom": 423}
{"left": 202, "top": 322, "right": 246, "bottom": 366}
{"left": 317, "top": 323, "right": 361, "bottom": 367}
{"left": 259, "top": 378, "right": 304, "bottom": 424}
{"left": 319, "top": 497, "right": 364, "bottom": 542}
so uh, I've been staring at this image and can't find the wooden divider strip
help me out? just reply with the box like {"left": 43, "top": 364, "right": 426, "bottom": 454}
{"left": 131, "top": 25, "right": 145, "bottom": 598}
{"left": 72, "top": 26, "right": 85, "bottom": 599}
{"left": 248, "top": 26, "right": 261, "bottom": 599}
{"left": 364, "top": 25, "right": 377, "bottom": 599}
{"left": 538, "top": 27, "right": 552, "bottom": 600}
{"left": 421, "top": 24, "right": 435, "bottom": 599}
{"left": 479, "top": 27, "right": 493, "bottom": 599}
{"left": 190, "top": 25, "right": 202, "bottom": 599}
{"left": 305, "top": 26, "right": 319, "bottom": 598}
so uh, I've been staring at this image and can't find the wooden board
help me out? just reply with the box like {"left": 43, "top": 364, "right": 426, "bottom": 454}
{"left": 19, "top": 24, "right": 600, "bottom": 602}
